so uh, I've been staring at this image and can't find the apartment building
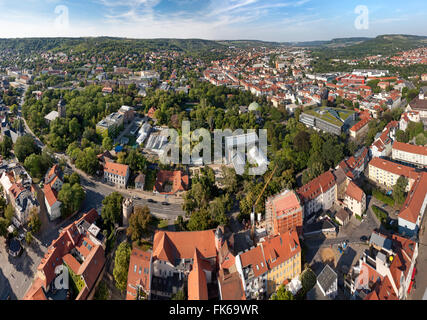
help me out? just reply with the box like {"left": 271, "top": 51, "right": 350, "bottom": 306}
{"left": 338, "top": 147, "right": 370, "bottom": 180}
{"left": 344, "top": 232, "right": 418, "bottom": 300}
{"left": 350, "top": 116, "right": 371, "bottom": 140}
{"left": 265, "top": 189, "right": 303, "bottom": 236}
{"left": 24, "top": 209, "right": 106, "bottom": 300}
{"left": 370, "top": 121, "right": 398, "bottom": 159}
{"left": 368, "top": 158, "right": 417, "bottom": 192}
{"left": 96, "top": 112, "right": 124, "bottom": 138}
{"left": 398, "top": 172, "right": 427, "bottom": 237}
{"left": 104, "top": 162, "right": 130, "bottom": 189}
{"left": 392, "top": 142, "right": 427, "bottom": 168}
{"left": 126, "top": 247, "right": 152, "bottom": 300}
{"left": 150, "top": 230, "right": 217, "bottom": 300}
{"left": 43, "top": 165, "right": 64, "bottom": 221}
{"left": 297, "top": 171, "right": 336, "bottom": 219}
{"left": 235, "top": 230, "right": 301, "bottom": 299}
{"left": 344, "top": 181, "right": 366, "bottom": 217}
{"left": 262, "top": 231, "right": 301, "bottom": 296}
{"left": 399, "top": 111, "right": 420, "bottom": 132}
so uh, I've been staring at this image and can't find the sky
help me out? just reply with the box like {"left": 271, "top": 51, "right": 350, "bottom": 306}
{"left": 0, "top": 0, "right": 426, "bottom": 42}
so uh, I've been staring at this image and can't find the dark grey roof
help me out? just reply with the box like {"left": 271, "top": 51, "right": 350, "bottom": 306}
{"left": 304, "top": 219, "right": 336, "bottom": 235}
{"left": 336, "top": 209, "right": 350, "bottom": 222}
{"left": 317, "top": 264, "right": 337, "bottom": 292}
{"left": 370, "top": 232, "right": 392, "bottom": 251}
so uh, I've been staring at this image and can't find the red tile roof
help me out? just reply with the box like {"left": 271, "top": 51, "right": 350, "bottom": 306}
{"left": 345, "top": 181, "right": 365, "bottom": 202}
{"left": 369, "top": 157, "right": 417, "bottom": 179}
{"left": 218, "top": 269, "right": 246, "bottom": 300}
{"left": 126, "top": 247, "right": 152, "bottom": 300}
{"left": 297, "top": 171, "right": 336, "bottom": 202}
{"left": 239, "top": 245, "right": 268, "bottom": 278}
{"left": 154, "top": 170, "right": 189, "bottom": 194}
{"left": 393, "top": 142, "right": 427, "bottom": 156}
{"left": 44, "top": 184, "right": 59, "bottom": 207}
{"left": 350, "top": 117, "right": 371, "bottom": 133}
{"left": 23, "top": 209, "right": 104, "bottom": 300}
{"left": 399, "top": 172, "right": 427, "bottom": 224}
{"left": 261, "top": 229, "right": 300, "bottom": 270}
{"left": 152, "top": 230, "right": 217, "bottom": 265}
{"left": 187, "top": 249, "right": 209, "bottom": 300}
{"left": 104, "top": 162, "right": 129, "bottom": 177}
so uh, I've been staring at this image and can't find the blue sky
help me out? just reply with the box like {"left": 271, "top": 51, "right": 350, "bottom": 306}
{"left": 0, "top": 0, "right": 426, "bottom": 41}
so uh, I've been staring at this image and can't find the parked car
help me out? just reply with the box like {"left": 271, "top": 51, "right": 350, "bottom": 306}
{"left": 360, "top": 236, "right": 368, "bottom": 242}
{"left": 382, "top": 204, "right": 388, "bottom": 209}
{"left": 147, "top": 199, "right": 156, "bottom": 203}
{"left": 161, "top": 202, "right": 170, "bottom": 206}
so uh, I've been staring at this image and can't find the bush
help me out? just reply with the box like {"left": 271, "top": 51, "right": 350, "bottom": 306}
{"left": 372, "top": 205, "right": 388, "bottom": 224}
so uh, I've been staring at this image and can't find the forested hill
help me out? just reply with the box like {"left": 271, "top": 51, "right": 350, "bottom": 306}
{"left": 312, "top": 34, "right": 427, "bottom": 59}
{"left": 0, "top": 37, "right": 226, "bottom": 55}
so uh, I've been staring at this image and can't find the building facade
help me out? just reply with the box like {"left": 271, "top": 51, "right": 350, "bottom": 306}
{"left": 392, "top": 142, "right": 427, "bottom": 168}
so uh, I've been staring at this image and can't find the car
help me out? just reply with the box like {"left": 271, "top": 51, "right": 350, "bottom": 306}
{"left": 360, "top": 236, "right": 368, "bottom": 242}
{"left": 147, "top": 199, "right": 156, "bottom": 203}
{"left": 161, "top": 202, "right": 170, "bottom": 206}
{"left": 382, "top": 204, "right": 387, "bottom": 208}
{"left": 17, "top": 233, "right": 25, "bottom": 242}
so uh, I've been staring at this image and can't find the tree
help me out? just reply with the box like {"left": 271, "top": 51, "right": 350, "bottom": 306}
{"left": 102, "top": 136, "right": 113, "bottom": 151}
{"left": 393, "top": 176, "right": 408, "bottom": 205}
{"left": 28, "top": 207, "right": 41, "bottom": 234}
{"left": 300, "top": 267, "right": 316, "bottom": 294}
{"left": 5, "top": 203, "right": 14, "bottom": 224}
{"left": 113, "top": 241, "right": 132, "bottom": 292}
{"left": 0, "top": 135, "right": 13, "bottom": 158}
{"left": 271, "top": 285, "right": 295, "bottom": 300}
{"left": 220, "top": 166, "right": 238, "bottom": 193}
{"left": 25, "top": 231, "right": 33, "bottom": 244}
{"left": 293, "top": 131, "right": 311, "bottom": 153}
{"left": 75, "top": 147, "right": 99, "bottom": 175}
{"left": 101, "top": 192, "right": 124, "bottom": 229}
{"left": 126, "top": 206, "right": 152, "bottom": 243}
{"left": 0, "top": 217, "right": 8, "bottom": 238}
{"left": 187, "top": 209, "right": 213, "bottom": 231}
{"left": 14, "top": 135, "right": 41, "bottom": 162}
{"left": 415, "top": 133, "right": 427, "bottom": 146}
{"left": 125, "top": 149, "right": 147, "bottom": 173}
{"left": 396, "top": 130, "right": 409, "bottom": 143}
{"left": 24, "top": 152, "right": 53, "bottom": 179}
{"left": 58, "top": 183, "right": 85, "bottom": 217}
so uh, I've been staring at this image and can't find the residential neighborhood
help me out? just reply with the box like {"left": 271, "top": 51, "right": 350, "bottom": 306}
{"left": 0, "top": 1, "right": 427, "bottom": 308}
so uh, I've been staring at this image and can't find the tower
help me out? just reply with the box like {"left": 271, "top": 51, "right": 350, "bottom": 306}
{"left": 122, "top": 198, "right": 134, "bottom": 227}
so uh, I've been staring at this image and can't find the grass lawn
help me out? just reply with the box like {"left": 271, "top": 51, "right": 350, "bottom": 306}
{"left": 373, "top": 189, "right": 395, "bottom": 207}
{"left": 304, "top": 107, "right": 355, "bottom": 127}
{"left": 157, "top": 219, "right": 169, "bottom": 229}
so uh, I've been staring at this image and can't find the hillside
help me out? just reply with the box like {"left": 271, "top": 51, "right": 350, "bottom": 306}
{"left": 312, "top": 34, "right": 427, "bottom": 59}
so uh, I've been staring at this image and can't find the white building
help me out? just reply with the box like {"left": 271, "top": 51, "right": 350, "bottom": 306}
{"left": 104, "top": 162, "right": 130, "bottom": 189}
{"left": 316, "top": 265, "right": 338, "bottom": 299}
{"left": 392, "top": 142, "right": 427, "bottom": 168}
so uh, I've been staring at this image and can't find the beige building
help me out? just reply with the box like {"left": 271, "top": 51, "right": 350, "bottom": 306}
{"left": 368, "top": 158, "right": 417, "bottom": 192}
{"left": 344, "top": 181, "right": 366, "bottom": 217}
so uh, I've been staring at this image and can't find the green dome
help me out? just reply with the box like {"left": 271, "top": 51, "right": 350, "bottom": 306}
{"left": 248, "top": 102, "right": 260, "bottom": 111}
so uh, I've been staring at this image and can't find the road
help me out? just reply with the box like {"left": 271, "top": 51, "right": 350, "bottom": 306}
{"left": 17, "top": 91, "right": 185, "bottom": 221}
{"left": 305, "top": 196, "right": 381, "bottom": 249}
